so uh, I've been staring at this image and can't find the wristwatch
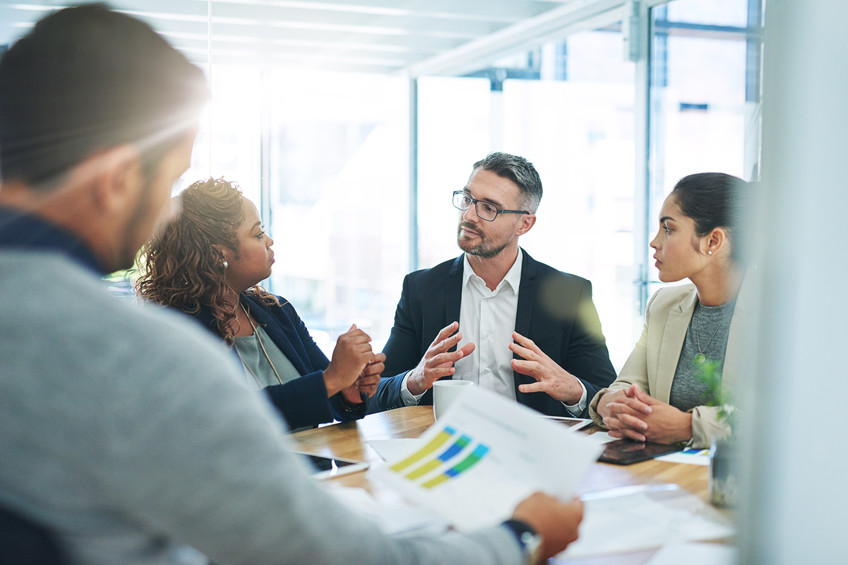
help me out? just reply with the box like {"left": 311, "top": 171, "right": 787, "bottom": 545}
{"left": 503, "top": 519, "right": 542, "bottom": 565}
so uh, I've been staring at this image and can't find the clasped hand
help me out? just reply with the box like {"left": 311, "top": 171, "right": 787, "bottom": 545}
{"left": 600, "top": 384, "right": 692, "bottom": 444}
{"left": 323, "top": 324, "right": 378, "bottom": 404}
{"left": 348, "top": 352, "right": 385, "bottom": 401}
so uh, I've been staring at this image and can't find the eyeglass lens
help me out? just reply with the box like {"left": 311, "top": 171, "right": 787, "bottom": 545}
{"left": 454, "top": 192, "right": 498, "bottom": 221}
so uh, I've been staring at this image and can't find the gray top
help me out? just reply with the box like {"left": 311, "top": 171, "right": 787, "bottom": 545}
{"left": 670, "top": 298, "right": 737, "bottom": 412}
{"left": 0, "top": 250, "right": 523, "bottom": 565}
{"left": 233, "top": 325, "right": 301, "bottom": 389}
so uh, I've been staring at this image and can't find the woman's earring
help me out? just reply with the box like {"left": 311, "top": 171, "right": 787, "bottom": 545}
{"left": 707, "top": 250, "right": 713, "bottom": 255}
{"left": 223, "top": 260, "right": 229, "bottom": 269}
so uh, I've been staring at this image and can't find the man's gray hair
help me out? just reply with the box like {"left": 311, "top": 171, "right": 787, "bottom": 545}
{"left": 472, "top": 152, "right": 543, "bottom": 213}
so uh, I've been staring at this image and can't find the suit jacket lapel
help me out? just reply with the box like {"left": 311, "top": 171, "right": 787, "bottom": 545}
{"left": 514, "top": 249, "right": 536, "bottom": 338}
{"left": 242, "top": 294, "right": 310, "bottom": 376}
{"left": 654, "top": 287, "right": 697, "bottom": 403}
{"left": 512, "top": 250, "right": 537, "bottom": 399}
{"left": 444, "top": 256, "right": 464, "bottom": 329}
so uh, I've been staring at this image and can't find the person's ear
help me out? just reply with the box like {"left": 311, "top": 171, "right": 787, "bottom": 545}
{"left": 87, "top": 145, "right": 142, "bottom": 215}
{"left": 515, "top": 213, "right": 536, "bottom": 236}
{"left": 704, "top": 227, "right": 727, "bottom": 256}
{"left": 211, "top": 243, "right": 232, "bottom": 268}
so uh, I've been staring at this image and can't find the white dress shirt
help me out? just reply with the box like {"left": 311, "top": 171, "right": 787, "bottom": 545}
{"left": 402, "top": 249, "right": 586, "bottom": 415}
{"left": 453, "top": 250, "right": 523, "bottom": 399}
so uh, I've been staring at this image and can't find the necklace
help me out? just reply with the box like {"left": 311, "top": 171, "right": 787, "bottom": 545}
{"left": 692, "top": 303, "right": 733, "bottom": 365}
{"left": 233, "top": 302, "right": 284, "bottom": 387}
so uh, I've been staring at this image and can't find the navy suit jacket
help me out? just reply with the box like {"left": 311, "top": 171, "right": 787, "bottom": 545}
{"left": 194, "top": 293, "right": 366, "bottom": 430}
{"left": 371, "top": 250, "right": 616, "bottom": 417}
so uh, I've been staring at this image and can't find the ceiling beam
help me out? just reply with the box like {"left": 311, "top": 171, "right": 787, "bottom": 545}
{"left": 404, "top": 0, "right": 627, "bottom": 77}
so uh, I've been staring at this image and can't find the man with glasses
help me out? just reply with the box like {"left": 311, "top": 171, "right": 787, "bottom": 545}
{"left": 372, "top": 152, "right": 616, "bottom": 417}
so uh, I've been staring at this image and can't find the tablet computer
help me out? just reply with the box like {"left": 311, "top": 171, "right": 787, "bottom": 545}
{"left": 292, "top": 451, "right": 369, "bottom": 479}
{"left": 544, "top": 416, "right": 593, "bottom": 432}
{"left": 598, "top": 439, "right": 684, "bottom": 465}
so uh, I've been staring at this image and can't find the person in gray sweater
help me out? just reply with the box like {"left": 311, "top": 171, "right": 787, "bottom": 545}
{"left": 0, "top": 5, "right": 583, "bottom": 565}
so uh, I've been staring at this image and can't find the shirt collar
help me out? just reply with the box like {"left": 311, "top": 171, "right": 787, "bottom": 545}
{"left": 462, "top": 248, "right": 524, "bottom": 293}
{"left": 0, "top": 205, "right": 105, "bottom": 274}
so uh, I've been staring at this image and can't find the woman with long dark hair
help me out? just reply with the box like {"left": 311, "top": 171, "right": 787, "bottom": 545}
{"left": 136, "top": 178, "right": 383, "bottom": 430}
{"left": 589, "top": 172, "right": 751, "bottom": 448}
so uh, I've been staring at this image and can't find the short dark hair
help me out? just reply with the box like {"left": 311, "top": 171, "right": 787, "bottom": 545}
{"left": 473, "top": 152, "right": 543, "bottom": 213}
{"left": 0, "top": 3, "right": 209, "bottom": 188}
{"left": 671, "top": 172, "right": 750, "bottom": 262}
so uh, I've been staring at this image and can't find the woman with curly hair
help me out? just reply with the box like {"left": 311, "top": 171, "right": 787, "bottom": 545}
{"left": 136, "top": 177, "right": 384, "bottom": 430}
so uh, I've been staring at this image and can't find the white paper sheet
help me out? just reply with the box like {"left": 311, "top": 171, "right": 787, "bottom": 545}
{"left": 368, "top": 438, "right": 424, "bottom": 462}
{"left": 370, "top": 387, "right": 603, "bottom": 531}
{"left": 559, "top": 488, "right": 734, "bottom": 559}
{"left": 583, "top": 430, "right": 618, "bottom": 444}
{"left": 656, "top": 447, "right": 711, "bottom": 466}
{"left": 645, "top": 542, "right": 736, "bottom": 565}
{"left": 326, "top": 485, "right": 450, "bottom": 536}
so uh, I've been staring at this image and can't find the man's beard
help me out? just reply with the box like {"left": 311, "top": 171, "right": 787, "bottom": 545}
{"left": 457, "top": 222, "right": 508, "bottom": 259}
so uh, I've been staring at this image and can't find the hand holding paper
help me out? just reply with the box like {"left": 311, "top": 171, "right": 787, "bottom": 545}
{"left": 513, "top": 493, "right": 584, "bottom": 561}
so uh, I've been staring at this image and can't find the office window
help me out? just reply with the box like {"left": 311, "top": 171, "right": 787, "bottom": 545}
{"left": 646, "top": 1, "right": 763, "bottom": 298}
{"left": 184, "top": 65, "right": 263, "bottom": 204}
{"left": 416, "top": 76, "right": 493, "bottom": 270}
{"left": 264, "top": 71, "right": 410, "bottom": 352}
{"left": 667, "top": 0, "right": 749, "bottom": 27}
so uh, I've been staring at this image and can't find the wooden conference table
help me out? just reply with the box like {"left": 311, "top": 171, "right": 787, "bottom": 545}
{"left": 290, "top": 405, "right": 721, "bottom": 565}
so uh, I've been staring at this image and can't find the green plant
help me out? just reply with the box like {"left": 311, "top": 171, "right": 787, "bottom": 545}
{"left": 696, "top": 359, "right": 737, "bottom": 434}
{"left": 697, "top": 358, "right": 739, "bottom": 507}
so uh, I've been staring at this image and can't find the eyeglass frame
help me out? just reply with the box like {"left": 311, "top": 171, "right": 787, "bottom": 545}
{"left": 452, "top": 190, "right": 530, "bottom": 222}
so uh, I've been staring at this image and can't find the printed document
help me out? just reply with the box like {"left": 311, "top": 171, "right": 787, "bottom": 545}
{"left": 371, "top": 386, "right": 602, "bottom": 530}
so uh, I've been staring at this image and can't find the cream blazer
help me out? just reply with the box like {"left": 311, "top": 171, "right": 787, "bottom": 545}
{"left": 589, "top": 281, "right": 753, "bottom": 448}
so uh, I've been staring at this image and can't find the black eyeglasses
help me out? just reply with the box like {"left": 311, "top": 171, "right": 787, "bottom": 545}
{"left": 452, "top": 190, "right": 530, "bottom": 222}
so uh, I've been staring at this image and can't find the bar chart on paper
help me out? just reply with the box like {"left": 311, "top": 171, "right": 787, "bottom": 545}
{"left": 378, "top": 420, "right": 520, "bottom": 531}
{"left": 388, "top": 426, "right": 490, "bottom": 489}
{"left": 372, "top": 387, "right": 602, "bottom": 531}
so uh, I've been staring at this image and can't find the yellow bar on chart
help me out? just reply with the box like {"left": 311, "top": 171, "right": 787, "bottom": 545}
{"left": 389, "top": 426, "right": 456, "bottom": 472}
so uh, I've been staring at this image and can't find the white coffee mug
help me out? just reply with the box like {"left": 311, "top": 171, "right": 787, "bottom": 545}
{"left": 433, "top": 379, "right": 475, "bottom": 420}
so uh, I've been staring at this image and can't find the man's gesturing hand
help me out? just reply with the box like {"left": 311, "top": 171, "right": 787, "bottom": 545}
{"left": 406, "top": 322, "right": 475, "bottom": 396}
{"left": 511, "top": 332, "right": 584, "bottom": 404}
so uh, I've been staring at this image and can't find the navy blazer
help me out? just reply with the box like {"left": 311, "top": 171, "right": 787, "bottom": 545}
{"left": 371, "top": 250, "right": 616, "bottom": 417}
{"left": 194, "top": 293, "right": 365, "bottom": 429}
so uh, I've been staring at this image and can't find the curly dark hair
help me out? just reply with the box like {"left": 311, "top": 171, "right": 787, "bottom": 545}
{"left": 135, "top": 177, "right": 277, "bottom": 343}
